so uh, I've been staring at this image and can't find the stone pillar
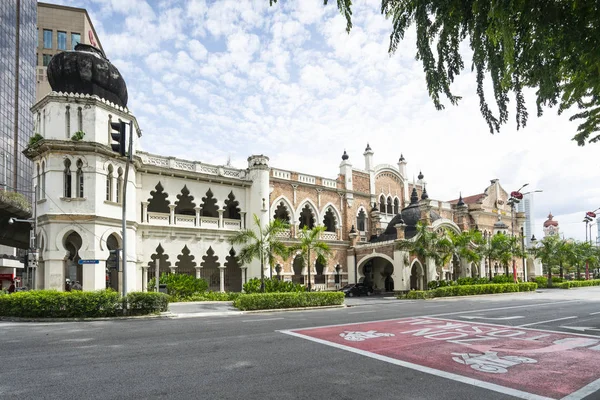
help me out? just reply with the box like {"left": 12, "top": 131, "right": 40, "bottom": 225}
{"left": 194, "top": 206, "right": 201, "bottom": 227}
{"left": 349, "top": 231, "right": 359, "bottom": 247}
{"left": 169, "top": 267, "right": 177, "bottom": 274}
{"left": 419, "top": 199, "right": 432, "bottom": 226}
{"left": 294, "top": 222, "right": 300, "bottom": 238}
{"left": 395, "top": 223, "right": 407, "bottom": 240}
{"left": 195, "top": 267, "right": 202, "bottom": 279}
{"left": 45, "top": 259, "right": 64, "bottom": 291}
{"left": 142, "top": 267, "right": 148, "bottom": 292}
{"left": 169, "top": 204, "right": 176, "bottom": 225}
{"left": 219, "top": 267, "right": 225, "bottom": 292}
{"left": 240, "top": 211, "right": 247, "bottom": 229}
{"left": 218, "top": 209, "right": 224, "bottom": 229}
{"left": 142, "top": 202, "right": 149, "bottom": 223}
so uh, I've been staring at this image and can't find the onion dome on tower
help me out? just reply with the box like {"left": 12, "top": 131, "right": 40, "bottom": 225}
{"left": 543, "top": 213, "right": 559, "bottom": 237}
{"left": 47, "top": 43, "right": 128, "bottom": 107}
{"left": 341, "top": 150, "right": 349, "bottom": 161}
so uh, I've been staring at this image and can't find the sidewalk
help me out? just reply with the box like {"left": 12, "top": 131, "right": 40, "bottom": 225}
{"left": 167, "top": 301, "right": 244, "bottom": 318}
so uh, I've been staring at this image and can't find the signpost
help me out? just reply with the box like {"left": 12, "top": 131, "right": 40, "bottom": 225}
{"left": 78, "top": 259, "right": 100, "bottom": 265}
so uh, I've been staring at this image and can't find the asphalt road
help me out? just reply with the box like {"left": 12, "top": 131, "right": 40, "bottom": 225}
{"left": 1, "top": 288, "right": 600, "bottom": 400}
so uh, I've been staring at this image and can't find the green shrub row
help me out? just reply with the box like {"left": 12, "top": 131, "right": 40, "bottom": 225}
{"left": 533, "top": 276, "right": 566, "bottom": 288}
{"left": 427, "top": 275, "right": 519, "bottom": 290}
{"left": 187, "top": 291, "right": 241, "bottom": 301}
{"left": 432, "top": 283, "right": 537, "bottom": 297}
{"left": 0, "top": 290, "right": 169, "bottom": 318}
{"left": 233, "top": 292, "right": 344, "bottom": 311}
{"left": 148, "top": 273, "right": 208, "bottom": 301}
{"left": 243, "top": 278, "right": 306, "bottom": 294}
{"left": 398, "top": 283, "right": 537, "bottom": 299}
{"left": 556, "top": 279, "right": 600, "bottom": 289}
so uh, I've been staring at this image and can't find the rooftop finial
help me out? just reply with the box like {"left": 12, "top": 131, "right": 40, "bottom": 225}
{"left": 365, "top": 143, "right": 372, "bottom": 152}
{"left": 457, "top": 192, "right": 465, "bottom": 207}
{"left": 418, "top": 170, "right": 424, "bottom": 180}
{"left": 421, "top": 185, "right": 429, "bottom": 200}
{"left": 399, "top": 153, "right": 405, "bottom": 162}
{"left": 341, "top": 150, "right": 349, "bottom": 161}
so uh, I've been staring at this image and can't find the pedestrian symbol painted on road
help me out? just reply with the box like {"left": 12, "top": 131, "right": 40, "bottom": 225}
{"left": 339, "top": 330, "right": 395, "bottom": 341}
{"left": 452, "top": 351, "right": 537, "bottom": 374}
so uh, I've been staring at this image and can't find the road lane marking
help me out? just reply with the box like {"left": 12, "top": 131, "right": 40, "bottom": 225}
{"left": 427, "top": 300, "right": 580, "bottom": 318}
{"left": 242, "top": 317, "right": 284, "bottom": 322}
{"left": 280, "top": 329, "right": 553, "bottom": 400}
{"left": 562, "top": 377, "right": 600, "bottom": 400}
{"left": 460, "top": 316, "right": 524, "bottom": 321}
{"left": 590, "top": 311, "right": 600, "bottom": 316}
{"left": 518, "top": 316, "right": 578, "bottom": 327}
{"left": 348, "top": 311, "right": 373, "bottom": 314}
{"left": 560, "top": 326, "right": 600, "bottom": 333}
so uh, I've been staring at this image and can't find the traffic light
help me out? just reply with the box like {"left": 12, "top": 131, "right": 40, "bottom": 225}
{"left": 110, "top": 121, "right": 126, "bottom": 156}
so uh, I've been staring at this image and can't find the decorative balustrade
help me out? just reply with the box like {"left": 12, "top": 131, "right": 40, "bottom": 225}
{"left": 148, "top": 212, "right": 170, "bottom": 225}
{"left": 175, "top": 215, "right": 195, "bottom": 227}
{"left": 298, "top": 174, "right": 316, "bottom": 184}
{"left": 139, "top": 152, "right": 246, "bottom": 180}
{"left": 273, "top": 170, "right": 291, "bottom": 180}
{"left": 275, "top": 229, "right": 292, "bottom": 239}
{"left": 321, "top": 231, "right": 338, "bottom": 241}
{"left": 322, "top": 179, "right": 337, "bottom": 188}
{"left": 199, "top": 216, "right": 219, "bottom": 229}
{"left": 223, "top": 219, "right": 242, "bottom": 230}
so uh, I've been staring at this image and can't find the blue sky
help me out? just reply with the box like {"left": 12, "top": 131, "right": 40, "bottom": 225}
{"left": 45, "top": 0, "right": 600, "bottom": 242}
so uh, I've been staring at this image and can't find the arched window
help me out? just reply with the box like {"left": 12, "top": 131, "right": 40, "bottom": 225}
{"left": 65, "top": 105, "right": 71, "bottom": 138}
{"left": 323, "top": 208, "right": 336, "bottom": 232}
{"left": 77, "top": 106, "right": 83, "bottom": 131}
{"left": 379, "top": 195, "right": 386, "bottom": 213}
{"left": 299, "top": 204, "right": 315, "bottom": 229}
{"left": 76, "top": 159, "right": 84, "bottom": 198}
{"left": 116, "top": 167, "right": 123, "bottom": 204}
{"left": 273, "top": 201, "right": 290, "bottom": 223}
{"left": 387, "top": 197, "right": 393, "bottom": 214}
{"left": 106, "top": 165, "right": 113, "bottom": 201}
{"left": 357, "top": 209, "right": 366, "bottom": 232}
{"left": 63, "top": 159, "right": 72, "bottom": 198}
{"left": 393, "top": 198, "right": 399, "bottom": 214}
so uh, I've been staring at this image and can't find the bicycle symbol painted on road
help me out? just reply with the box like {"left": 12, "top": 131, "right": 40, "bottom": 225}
{"left": 452, "top": 351, "right": 537, "bottom": 374}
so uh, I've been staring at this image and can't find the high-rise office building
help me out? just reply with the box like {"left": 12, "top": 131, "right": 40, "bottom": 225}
{"left": 0, "top": 0, "right": 36, "bottom": 196}
{"left": 36, "top": 2, "right": 103, "bottom": 102}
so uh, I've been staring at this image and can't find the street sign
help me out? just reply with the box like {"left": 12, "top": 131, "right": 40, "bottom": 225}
{"left": 78, "top": 259, "right": 100, "bottom": 265}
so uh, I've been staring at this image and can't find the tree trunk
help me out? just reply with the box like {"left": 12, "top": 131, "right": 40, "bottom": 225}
{"left": 307, "top": 248, "right": 312, "bottom": 292}
{"left": 576, "top": 265, "right": 581, "bottom": 280}
{"left": 547, "top": 264, "right": 552, "bottom": 288}
{"left": 559, "top": 262, "right": 563, "bottom": 279}
{"left": 489, "top": 257, "right": 493, "bottom": 280}
{"left": 260, "top": 253, "right": 265, "bottom": 293}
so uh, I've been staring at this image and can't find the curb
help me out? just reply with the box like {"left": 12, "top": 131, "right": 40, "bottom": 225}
{"left": 241, "top": 304, "right": 347, "bottom": 314}
{"left": 0, "top": 312, "right": 171, "bottom": 323}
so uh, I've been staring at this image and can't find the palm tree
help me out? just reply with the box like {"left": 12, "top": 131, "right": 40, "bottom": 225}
{"left": 529, "top": 234, "right": 561, "bottom": 287}
{"left": 229, "top": 214, "right": 290, "bottom": 292}
{"left": 288, "top": 226, "right": 331, "bottom": 291}
{"left": 490, "top": 233, "right": 521, "bottom": 277}
{"left": 448, "top": 229, "right": 485, "bottom": 278}
{"left": 578, "top": 241, "right": 599, "bottom": 279}
{"left": 396, "top": 223, "right": 453, "bottom": 280}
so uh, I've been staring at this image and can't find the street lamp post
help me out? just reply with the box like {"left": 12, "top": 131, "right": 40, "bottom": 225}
{"left": 583, "top": 209, "right": 600, "bottom": 280}
{"left": 507, "top": 184, "right": 528, "bottom": 283}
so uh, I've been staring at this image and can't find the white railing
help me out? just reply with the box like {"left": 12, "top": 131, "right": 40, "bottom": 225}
{"left": 223, "top": 219, "right": 242, "bottom": 230}
{"left": 199, "top": 216, "right": 219, "bottom": 229}
{"left": 312, "top": 284, "right": 327, "bottom": 291}
{"left": 275, "top": 229, "right": 292, "bottom": 239}
{"left": 321, "top": 231, "right": 337, "bottom": 241}
{"left": 273, "top": 170, "right": 291, "bottom": 180}
{"left": 175, "top": 215, "right": 195, "bottom": 227}
{"left": 322, "top": 179, "right": 337, "bottom": 188}
{"left": 298, "top": 174, "right": 316, "bottom": 184}
{"left": 147, "top": 212, "right": 170, "bottom": 225}
{"left": 139, "top": 152, "right": 246, "bottom": 180}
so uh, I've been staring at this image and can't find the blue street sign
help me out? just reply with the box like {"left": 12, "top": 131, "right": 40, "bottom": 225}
{"left": 78, "top": 259, "right": 100, "bottom": 265}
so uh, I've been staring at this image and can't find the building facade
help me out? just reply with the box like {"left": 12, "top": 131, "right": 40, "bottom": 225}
{"left": 26, "top": 44, "right": 541, "bottom": 293}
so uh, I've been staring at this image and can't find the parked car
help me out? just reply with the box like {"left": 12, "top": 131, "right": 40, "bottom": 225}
{"left": 340, "top": 283, "right": 373, "bottom": 297}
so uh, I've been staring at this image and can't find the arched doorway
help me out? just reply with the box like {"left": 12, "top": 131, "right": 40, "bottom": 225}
{"left": 360, "top": 257, "right": 394, "bottom": 292}
{"left": 64, "top": 231, "right": 83, "bottom": 290}
{"left": 410, "top": 261, "right": 424, "bottom": 290}
{"left": 106, "top": 233, "right": 121, "bottom": 292}
{"left": 471, "top": 262, "right": 479, "bottom": 278}
{"left": 451, "top": 254, "right": 460, "bottom": 280}
{"left": 292, "top": 254, "right": 304, "bottom": 284}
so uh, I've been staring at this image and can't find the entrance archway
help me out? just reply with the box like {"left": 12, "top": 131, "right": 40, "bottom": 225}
{"left": 360, "top": 256, "right": 394, "bottom": 292}
{"left": 106, "top": 233, "right": 121, "bottom": 292}
{"left": 410, "top": 261, "right": 424, "bottom": 290}
{"left": 64, "top": 231, "right": 82, "bottom": 290}
{"left": 470, "top": 262, "right": 479, "bottom": 278}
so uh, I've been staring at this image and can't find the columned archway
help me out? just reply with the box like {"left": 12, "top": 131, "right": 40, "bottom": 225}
{"left": 64, "top": 231, "right": 83, "bottom": 290}
{"left": 358, "top": 256, "right": 394, "bottom": 292}
{"left": 106, "top": 233, "right": 121, "bottom": 292}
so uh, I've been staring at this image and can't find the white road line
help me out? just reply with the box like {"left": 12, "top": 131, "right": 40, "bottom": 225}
{"left": 561, "top": 377, "right": 600, "bottom": 400}
{"left": 518, "top": 316, "right": 578, "bottom": 327}
{"left": 348, "top": 311, "right": 372, "bottom": 315}
{"left": 242, "top": 317, "right": 284, "bottom": 322}
{"left": 590, "top": 311, "right": 600, "bottom": 316}
{"left": 282, "top": 301, "right": 580, "bottom": 332}
{"left": 280, "top": 330, "right": 553, "bottom": 400}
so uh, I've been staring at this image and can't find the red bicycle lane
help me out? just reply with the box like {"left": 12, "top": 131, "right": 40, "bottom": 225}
{"left": 282, "top": 317, "right": 600, "bottom": 400}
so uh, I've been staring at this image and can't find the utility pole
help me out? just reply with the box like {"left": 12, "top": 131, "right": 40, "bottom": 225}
{"left": 155, "top": 257, "right": 160, "bottom": 292}
{"left": 120, "top": 122, "right": 133, "bottom": 297}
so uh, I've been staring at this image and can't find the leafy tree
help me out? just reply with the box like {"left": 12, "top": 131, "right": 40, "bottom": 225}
{"left": 396, "top": 223, "right": 453, "bottom": 278}
{"left": 448, "top": 229, "right": 484, "bottom": 278}
{"left": 288, "top": 226, "right": 332, "bottom": 291}
{"left": 229, "top": 214, "right": 290, "bottom": 292}
{"left": 269, "top": 1, "right": 600, "bottom": 145}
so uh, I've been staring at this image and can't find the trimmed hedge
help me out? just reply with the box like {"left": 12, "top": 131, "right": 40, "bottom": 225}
{"left": 233, "top": 292, "right": 344, "bottom": 311}
{"left": 0, "top": 290, "right": 169, "bottom": 318}
{"left": 188, "top": 291, "right": 241, "bottom": 301}
{"left": 556, "top": 279, "right": 600, "bottom": 289}
{"left": 243, "top": 278, "right": 306, "bottom": 294}
{"left": 432, "top": 283, "right": 537, "bottom": 297}
{"left": 404, "top": 290, "right": 430, "bottom": 300}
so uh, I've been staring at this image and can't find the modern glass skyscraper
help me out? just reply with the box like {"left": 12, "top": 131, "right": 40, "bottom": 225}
{"left": 0, "top": 0, "right": 36, "bottom": 198}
